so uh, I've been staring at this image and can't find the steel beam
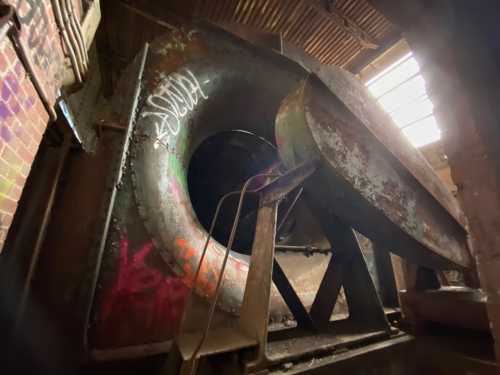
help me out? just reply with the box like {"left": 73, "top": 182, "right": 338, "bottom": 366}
{"left": 276, "top": 74, "right": 471, "bottom": 269}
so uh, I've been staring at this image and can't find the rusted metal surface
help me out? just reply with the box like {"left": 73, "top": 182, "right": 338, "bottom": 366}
{"left": 168, "top": 172, "right": 293, "bottom": 373}
{"left": 87, "top": 24, "right": 335, "bottom": 355}
{"left": 130, "top": 23, "right": 311, "bottom": 315}
{"left": 84, "top": 21, "right": 473, "bottom": 359}
{"left": 83, "top": 44, "right": 149, "bottom": 354}
{"left": 238, "top": 199, "right": 278, "bottom": 371}
{"left": 373, "top": 244, "right": 399, "bottom": 308}
{"left": 259, "top": 160, "right": 319, "bottom": 205}
{"left": 266, "top": 322, "right": 403, "bottom": 368}
{"left": 87, "top": 44, "right": 198, "bottom": 352}
{"left": 400, "top": 287, "right": 489, "bottom": 332}
{"left": 168, "top": 163, "right": 395, "bottom": 374}
{"left": 267, "top": 333, "right": 414, "bottom": 374}
{"left": 103, "top": 22, "right": 467, "bottom": 351}
{"left": 314, "top": 64, "right": 467, "bottom": 230}
{"left": 175, "top": 173, "right": 279, "bottom": 372}
{"left": 272, "top": 258, "right": 315, "bottom": 330}
{"left": 276, "top": 75, "right": 470, "bottom": 269}
{"left": 280, "top": 44, "right": 467, "bottom": 231}
{"left": 307, "top": 212, "right": 390, "bottom": 332}
{"left": 275, "top": 245, "right": 331, "bottom": 255}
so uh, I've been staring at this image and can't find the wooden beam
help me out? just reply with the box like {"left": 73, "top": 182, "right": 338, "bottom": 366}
{"left": 311, "top": 0, "right": 379, "bottom": 50}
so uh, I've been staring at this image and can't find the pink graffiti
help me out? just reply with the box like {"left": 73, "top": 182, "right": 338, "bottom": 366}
{"left": 100, "top": 238, "right": 189, "bottom": 339}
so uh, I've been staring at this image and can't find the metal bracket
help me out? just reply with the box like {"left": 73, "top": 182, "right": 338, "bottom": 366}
{"left": 165, "top": 158, "right": 393, "bottom": 374}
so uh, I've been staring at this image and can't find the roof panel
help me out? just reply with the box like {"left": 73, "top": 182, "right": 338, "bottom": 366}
{"left": 193, "top": 0, "right": 398, "bottom": 68}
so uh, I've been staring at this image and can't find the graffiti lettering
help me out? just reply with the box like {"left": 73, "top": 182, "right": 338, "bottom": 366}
{"left": 0, "top": 68, "right": 36, "bottom": 136}
{"left": 16, "top": 0, "right": 57, "bottom": 71}
{"left": 141, "top": 69, "right": 208, "bottom": 149}
{"left": 100, "top": 238, "right": 189, "bottom": 336}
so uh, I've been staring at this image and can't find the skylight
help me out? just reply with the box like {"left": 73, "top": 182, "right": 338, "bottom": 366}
{"left": 366, "top": 52, "right": 441, "bottom": 148}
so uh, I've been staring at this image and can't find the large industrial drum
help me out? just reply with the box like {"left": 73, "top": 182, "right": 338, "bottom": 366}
{"left": 131, "top": 25, "right": 331, "bottom": 316}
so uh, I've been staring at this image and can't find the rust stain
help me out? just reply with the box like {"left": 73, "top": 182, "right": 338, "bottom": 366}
{"left": 276, "top": 76, "right": 469, "bottom": 268}
{"left": 145, "top": 28, "right": 208, "bottom": 91}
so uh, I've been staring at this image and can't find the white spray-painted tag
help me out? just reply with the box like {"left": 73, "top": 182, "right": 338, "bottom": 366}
{"left": 141, "top": 68, "right": 209, "bottom": 149}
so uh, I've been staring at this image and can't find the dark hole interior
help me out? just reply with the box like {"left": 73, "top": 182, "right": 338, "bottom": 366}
{"left": 188, "top": 130, "right": 278, "bottom": 255}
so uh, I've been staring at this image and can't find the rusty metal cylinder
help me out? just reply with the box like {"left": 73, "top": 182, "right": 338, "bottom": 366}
{"left": 130, "top": 24, "right": 330, "bottom": 315}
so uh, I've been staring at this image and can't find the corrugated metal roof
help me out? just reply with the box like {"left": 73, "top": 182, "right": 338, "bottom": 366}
{"left": 100, "top": 0, "right": 399, "bottom": 79}
{"left": 191, "top": 0, "right": 397, "bottom": 68}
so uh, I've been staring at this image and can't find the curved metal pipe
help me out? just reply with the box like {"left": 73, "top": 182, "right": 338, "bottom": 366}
{"left": 51, "top": 0, "right": 82, "bottom": 83}
{"left": 131, "top": 26, "right": 312, "bottom": 315}
{"left": 58, "top": 0, "right": 85, "bottom": 76}
{"left": 64, "top": 0, "right": 88, "bottom": 71}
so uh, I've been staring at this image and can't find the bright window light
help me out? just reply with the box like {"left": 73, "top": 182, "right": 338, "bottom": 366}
{"left": 366, "top": 53, "right": 441, "bottom": 148}
{"left": 402, "top": 116, "right": 441, "bottom": 148}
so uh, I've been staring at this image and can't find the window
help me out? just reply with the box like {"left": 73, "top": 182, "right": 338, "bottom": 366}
{"left": 366, "top": 52, "right": 441, "bottom": 148}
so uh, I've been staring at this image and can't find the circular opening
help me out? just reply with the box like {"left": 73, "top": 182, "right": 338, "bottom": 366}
{"left": 188, "top": 130, "right": 278, "bottom": 255}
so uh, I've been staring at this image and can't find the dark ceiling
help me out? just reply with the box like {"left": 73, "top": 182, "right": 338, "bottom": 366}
{"left": 98, "top": 0, "right": 400, "bottom": 92}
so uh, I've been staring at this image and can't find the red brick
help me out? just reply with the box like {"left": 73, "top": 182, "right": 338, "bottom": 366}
{"left": 4, "top": 71, "right": 19, "bottom": 94}
{"left": 0, "top": 175, "right": 14, "bottom": 197}
{"left": 0, "top": 212, "right": 13, "bottom": 229}
{"left": 14, "top": 61, "right": 23, "bottom": 78}
{"left": 0, "top": 194, "right": 17, "bottom": 213}
{"left": 18, "top": 77, "right": 29, "bottom": 99}
{"left": 14, "top": 173, "right": 26, "bottom": 187}
{"left": 0, "top": 0, "right": 67, "bottom": 252}
{"left": 7, "top": 95, "right": 22, "bottom": 118}
{"left": 21, "top": 77, "right": 37, "bottom": 99}
{"left": 15, "top": 110, "right": 29, "bottom": 130}
{"left": 9, "top": 184, "right": 22, "bottom": 202}
{"left": 36, "top": 117, "right": 49, "bottom": 134}
{"left": 1, "top": 145, "right": 22, "bottom": 170}
{"left": 0, "top": 100, "right": 12, "bottom": 120}
{"left": 36, "top": 100, "right": 50, "bottom": 122}
{"left": 7, "top": 135, "right": 22, "bottom": 154}
{"left": 22, "top": 95, "right": 36, "bottom": 114}
{"left": 17, "top": 144, "right": 34, "bottom": 165}
{"left": 27, "top": 121, "right": 43, "bottom": 141}
{"left": 0, "top": 157, "right": 9, "bottom": 176}
{"left": 4, "top": 164, "right": 18, "bottom": 180}
{"left": 20, "top": 162, "right": 30, "bottom": 178}
{"left": 0, "top": 52, "right": 7, "bottom": 73}
{"left": 15, "top": 125, "right": 32, "bottom": 148}
{"left": 26, "top": 138, "right": 38, "bottom": 155}
{"left": 4, "top": 43, "right": 17, "bottom": 65}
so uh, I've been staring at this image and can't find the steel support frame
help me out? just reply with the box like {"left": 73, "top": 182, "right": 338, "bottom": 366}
{"left": 82, "top": 23, "right": 469, "bottom": 366}
{"left": 167, "top": 161, "right": 393, "bottom": 374}
{"left": 82, "top": 43, "right": 150, "bottom": 355}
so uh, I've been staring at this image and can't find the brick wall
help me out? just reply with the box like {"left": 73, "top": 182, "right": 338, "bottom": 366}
{"left": 0, "top": 0, "right": 68, "bottom": 251}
